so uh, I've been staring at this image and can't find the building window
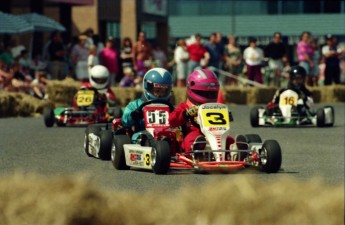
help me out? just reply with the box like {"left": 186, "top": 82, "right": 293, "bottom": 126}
{"left": 304, "top": 0, "right": 321, "bottom": 13}
{"left": 267, "top": 0, "right": 279, "bottom": 14}
{"left": 323, "top": 0, "right": 340, "bottom": 13}
{"left": 141, "top": 22, "right": 156, "bottom": 39}
{"left": 106, "top": 22, "right": 120, "bottom": 39}
{"left": 282, "top": 0, "right": 302, "bottom": 14}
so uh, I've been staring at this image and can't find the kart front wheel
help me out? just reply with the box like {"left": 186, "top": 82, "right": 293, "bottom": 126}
{"left": 98, "top": 130, "right": 113, "bottom": 160}
{"left": 112, "top": 135, "right": 131, "bottom": 170}
{"left": 151, "top": 141, "right": 171, "bottom": 175}
{"left": 260, "top": 140, "right": 282, "bottom": 173}
{"left": 43, "top": 107, "right": 55, "bottom": 127}
{"left": 84, "top": 126, "right": 93, "bottom": 157}
{"left": 250, "top": 107, "right": 261, "bottom": 127}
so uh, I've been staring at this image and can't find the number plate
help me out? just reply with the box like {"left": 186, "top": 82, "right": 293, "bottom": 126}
{"left": 143, "top": 104, "right": 170, "bottom": 128}
{"left": 76, "top": 90, "right": 95, "bottom": 107}
{"left": 279, "top": 90, "right": 298, "bottom": 106}
{"left": 200, "top": 109, "right": 230, "bottom": 128}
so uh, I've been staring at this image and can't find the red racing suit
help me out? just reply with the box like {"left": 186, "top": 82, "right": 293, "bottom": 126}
{"left": 169, "top": 99, "right": 203, "bottom": 152}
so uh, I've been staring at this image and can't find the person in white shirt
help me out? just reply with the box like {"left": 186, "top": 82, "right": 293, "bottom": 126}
{"left": 243, "top": 37, "right": 264, "bottom": 84}
{"left": 174, "top": 39, "right": 190, "bottom": 87}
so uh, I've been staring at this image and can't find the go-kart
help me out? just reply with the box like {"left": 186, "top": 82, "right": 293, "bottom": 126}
{"left": 43, "top": 88, "right": 122, "bottom": 127}
{"left": 250, "top": 89, "right": 335, "bottom": 127}
{"left": 111, "top": 101, "right": 282, "bottom": 174}
{"left": 84, "top": 99, "right": 175, "bottom": 161}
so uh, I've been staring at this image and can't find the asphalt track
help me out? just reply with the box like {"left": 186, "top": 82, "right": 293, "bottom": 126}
{"left": 0, "top": 103, "right": 344, "bottom": 193}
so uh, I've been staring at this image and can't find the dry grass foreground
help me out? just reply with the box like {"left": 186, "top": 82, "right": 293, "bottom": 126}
{"left": 0, "top": 173, "right": 343, "bottom": 225}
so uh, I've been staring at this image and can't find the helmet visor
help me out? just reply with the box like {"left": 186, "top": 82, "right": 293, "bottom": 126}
{"left": 91, "top": 76, "right": 108, "bottom": 84}
{"left": 194, "top": 89, "right": 219, "bottom": 99}
{"left": 147, "top": 83, "right": 172, "bottom": 98}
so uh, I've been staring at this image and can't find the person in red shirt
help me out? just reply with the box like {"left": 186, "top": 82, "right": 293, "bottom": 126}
{"left": 186, "top": 33, "right": 208, "bottom": 75}
{"left": 169, "top": 69, "right": 227, "bottom": 153}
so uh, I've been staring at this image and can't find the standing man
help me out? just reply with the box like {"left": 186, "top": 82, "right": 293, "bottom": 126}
{"left": 322, "top": 34, "right": 341, "bottom": 85}
{"left": 132, "top": 31, "right": 153, "bottom": 86}
{"left": 264, "top": 32, "right": 289, "bottom": 87}
{"left": 48, "top": 31, "right": 67, "bottom": 80}
{"left": 186, "top": 33, "right": 208, "bottom": 75}
{"left": 204, "top": 33, "right": 224, "bottom": 84}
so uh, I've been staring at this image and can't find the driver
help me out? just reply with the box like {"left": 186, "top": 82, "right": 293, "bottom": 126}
{"left": 73, "top": 65, "right": 116, "bottom": 108}
{"left": 121, "top": 67, "right": 173, "bottom": 134}
{"left": 169, "top": 69, "right": 231, "bottom": 153}
{"left": 268, "top": 65, "right": 313, "bottom": 115}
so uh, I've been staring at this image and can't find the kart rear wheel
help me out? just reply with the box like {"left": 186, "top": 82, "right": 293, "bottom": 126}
{"left": 112, "top": 135, "right": 131, "bottom": 170}
{"left": 250, "top": 106, "right": 261, "bottom": 127}
{"left": 84, "top": 126, "right": 93, "bottom": 157}
{"left": 43, "top": 107, "right": 55, "bottom": 127}
{"left": 98, "top": 130, "right": 113, "bottom": 160}
{"left": 260, "top": 140, "right": 282, "bottom": 173}
{"left": 151, "top": 141, "right": 171, "bottom": 175}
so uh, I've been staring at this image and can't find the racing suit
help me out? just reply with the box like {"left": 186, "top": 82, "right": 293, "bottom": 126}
{"left": 169, "top": 99, "right": 203, "bottom": 152}
{"left": 122, "top": 97, "right": 145, "bottom": 130}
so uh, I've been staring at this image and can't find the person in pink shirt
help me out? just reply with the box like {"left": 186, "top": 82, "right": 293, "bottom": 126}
{"left": 296, "top": 31, "right": 314, "bottom": 86}
{"left": 99, "top": 37, "right": 120, "bottom": 86}
{"left": 186, "top": 33, "right": 208, "bottom": 75}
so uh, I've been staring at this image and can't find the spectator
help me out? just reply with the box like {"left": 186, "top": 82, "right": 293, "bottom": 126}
{"left": 322, "top": 34, "right": 341, "bottom": 85}
{"left": 0, "top": 45, "right": 14, "bottom": 66}
{"left": 204, "top": 33, "right": 223, "bottom": 83}
{"left": 243, "top": 37, "right": 264, "bottom": 84}
{"left": 71, "top": 35, "right": 90, "bottom": 81}
{"left": 87, "top": 45, "right": 99, "bottom": 70}
{"left": 9, "top": 61, "right": 32, "bottom": 94}
{"left": 296, "top": 31, "right": 314, "bottom": 86}
{"left": 99, "top": 37, "right": 120, "bottom": 87}
{"left": 186, "top": 33, "right": 208, "bottom": 75}
{"left": 153, "top": 44, "right": 168, "bottom": 68}
{"left": 84, "top": 27, "right": 95, "bottom": 48}
{"left": 119, "top": 67, "right": 135, "bottom": 87}
{"left": 310, "top": 38, "right": 321, "bottom": 86}
{"left": 120, "top": 37, "right": 134, "bottom": 72}
{"left": 132, "top": 31, "right": 153, "bottom": 86}
{"left": 174, "top": 39, "right": 189, "bottom": 87}
{"left": 0, "top": 59, "right": 11, "bottom": 90}
{"left": 48, "top": 31, "right": 67, "bottom": 80}
{"left": 31, "top": 69, "right": 49, "bottom": 99}
{"left": 264, "top": 32, "right": 289, "bottom": 87}
{"left": 10, "top": 36, "right": 25, "bottom": 60}
{"left": 18, "top": 49, "right": 30, "bottom": 70}
{"left": 224, "top": 35, "right": 243, "bottom": 85}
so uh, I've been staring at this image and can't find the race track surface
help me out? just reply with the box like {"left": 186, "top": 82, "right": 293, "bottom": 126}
{"left": 0, "top": 103, "right": 344, "bottom": 192}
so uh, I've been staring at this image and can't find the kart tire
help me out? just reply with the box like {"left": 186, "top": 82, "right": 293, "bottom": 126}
{"left": 111, "top": 106, "right": 123, "bottom": 119}
{"left": 245, "top": 134, "right": 262, "bottom": 143}
{"left": 250, "top": 107, "right": 261, "bottom": 127}
{"left": 151, "top": 141, "right": 171, "bottom": 175}
{"left": 84, "top": 126, "right": 93, "bottom": 157}
{"left": 260, "top": 140, "right": 282, "bottom": 173}
{"left": 98, "top": 130, "right": 113, "bottom": 160}
{"left": 43, "top": 107, "right": 55, "bottom": 127}
{"left": 317, "top": 106, "right": 334, "bottom": 127}
{"left": 85, "top": 125, "right": 101, "bottom": 157}
{"left": 112, "top": 135, "right": 131, "bottom": 170}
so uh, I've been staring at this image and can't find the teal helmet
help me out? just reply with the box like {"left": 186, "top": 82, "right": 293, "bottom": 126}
{"left": 143, "top": 68, "right": 173, "bottom": 101}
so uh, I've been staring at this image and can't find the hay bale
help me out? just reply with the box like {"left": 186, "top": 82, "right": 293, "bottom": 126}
{"left": 223, "top": 87, "right": 247, "bottom": 104}
{"left": 47, "top": 78, "right": 80, "bottom": 106}
{"left": 0, "top": 91, "right": 54, "bottom": 117}
{"left": 0, "top": 173, "right": 343, "bottom": 225}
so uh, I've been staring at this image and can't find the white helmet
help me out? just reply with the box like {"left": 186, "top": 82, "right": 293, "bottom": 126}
{"left": 89, "top": 65, "right": 109, "bottom": 89}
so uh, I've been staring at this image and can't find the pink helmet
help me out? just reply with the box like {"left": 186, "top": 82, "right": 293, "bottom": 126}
{"left": 187, "top": 69, "right": 220, "bottom": 105}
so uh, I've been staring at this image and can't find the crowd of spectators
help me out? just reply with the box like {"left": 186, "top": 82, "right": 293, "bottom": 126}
{"left": 1, "top": 29, "right": 344, "bottom": 99}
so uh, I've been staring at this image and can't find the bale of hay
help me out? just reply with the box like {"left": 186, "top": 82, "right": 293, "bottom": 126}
{"left": 47, "top": 78, "right": 80, "bottom": 106}
{"left": 223, "top": 86, "right": 247, "bottom": 104}
{"left": 0, "top": 173, "right": 343, "bottom": 225}
{"left": 0, "top": 91, "right": 54, "bottom": 117}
